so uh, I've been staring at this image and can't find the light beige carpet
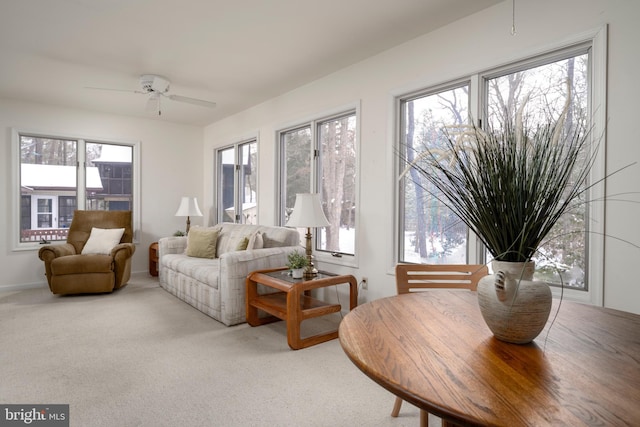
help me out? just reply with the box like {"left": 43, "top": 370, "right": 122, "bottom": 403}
{"left": 0, "top": 274, "right": 428, "bottom": 427}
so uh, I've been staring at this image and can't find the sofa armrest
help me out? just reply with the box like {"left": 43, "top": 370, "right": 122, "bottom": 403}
{"left": 158, "top": 236, "right": 187, "bottom": 283}
{"left": 218, "top": 246, "right": 302, "bottom": 325}
{"left": 158, "top": 236, "right": 187, "bottom": 257}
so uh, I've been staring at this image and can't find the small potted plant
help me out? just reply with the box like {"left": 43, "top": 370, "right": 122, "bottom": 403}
{"left": 287, "top": 251, "right": 309, "bottom": 279}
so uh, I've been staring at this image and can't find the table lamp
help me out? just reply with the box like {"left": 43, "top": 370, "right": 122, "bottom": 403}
{"left": 286, "top": 193, "right": 330, "bottom": 278}
{"left": 175, "top": 196, "right": 203, "bottom": 234}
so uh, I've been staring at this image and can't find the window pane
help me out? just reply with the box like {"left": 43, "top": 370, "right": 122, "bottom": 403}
{"left": 87, "top": 143, "right": 133, "bottom": 212}
{"left": 37, "top": 198, "right": 53, "bottom": 227}
{"left": 19, "top": 136, "right": 77, "bottom": 242}
{"left": 486, "top": 53, "right": 589, "bottom": 289}
{"left": 318, "top": 114, "right": 357, "bottom": 255}
{"left": 58, "top": 196, "right": 76, "bottom": 228}
{"left": 218, "top": 147, "right": 236, "bottom": 223}
{"left": 281, "top": 127, "right": 311, "bottom": 223}
{"left": 399, "top": 86, "right": 469, "bottom": 264}
{"left": 239, "top": 142, "right": 257, "bottom": 224}
{"left": 215, "top": 141, "right": 259, "bottom": 224}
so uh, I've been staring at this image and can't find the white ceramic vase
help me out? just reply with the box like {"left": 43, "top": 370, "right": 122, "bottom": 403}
{"left": 477, "top": 261, "right": 552, "bottom": 344}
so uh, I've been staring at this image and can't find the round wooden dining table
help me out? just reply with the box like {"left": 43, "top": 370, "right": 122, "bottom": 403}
{"left": 338, "top": 290, "right": 640, "bottom": 426}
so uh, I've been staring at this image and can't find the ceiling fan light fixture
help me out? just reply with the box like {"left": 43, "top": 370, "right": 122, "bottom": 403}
{"left": 140, "top": 74, "right": 170, "bottom": 93}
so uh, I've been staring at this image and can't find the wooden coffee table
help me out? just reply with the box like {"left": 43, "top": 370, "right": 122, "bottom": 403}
{"left": 246, "top": 267, "right": 357, "bottom": 350}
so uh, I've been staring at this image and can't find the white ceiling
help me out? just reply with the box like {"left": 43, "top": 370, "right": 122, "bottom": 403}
{"left": 0, "top": 0, "right": 502, "bottom": 126}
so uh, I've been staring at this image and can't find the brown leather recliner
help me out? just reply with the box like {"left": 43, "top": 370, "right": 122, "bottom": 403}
{"left": 38, "top": 210, "right": 136, "bottom": 295}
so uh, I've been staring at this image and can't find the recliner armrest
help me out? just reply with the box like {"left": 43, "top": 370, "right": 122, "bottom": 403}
{"left": 38, "top": 243, "right": 77, "bottom": 261}
{"left": 110, "top": 242, "right": 136, "bottom": 260}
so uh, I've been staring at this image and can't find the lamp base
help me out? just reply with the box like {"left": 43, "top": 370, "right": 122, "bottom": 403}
{"left": 302, "top": 227, "right": 318, "bottom": 279}
{"left": 303, "top": 265, "right": 318, "bottom": 279}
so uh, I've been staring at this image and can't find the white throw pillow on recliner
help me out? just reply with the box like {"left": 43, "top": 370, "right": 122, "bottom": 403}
{"left": 81, "top": 227, "right": 126, "bottom": 255}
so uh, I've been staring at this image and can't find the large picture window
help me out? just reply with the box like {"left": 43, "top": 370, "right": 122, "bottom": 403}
{"left": 397, "top": 32, "right": 606, "bottom": 301}
{"left": 15, "top": 132, "right": 139, "bottom": 247}
{"left": 279, "top": 109, "right": 358, "bottom": 259}
{"left": 483, "top": 49, "right": 590, "bottom": 289}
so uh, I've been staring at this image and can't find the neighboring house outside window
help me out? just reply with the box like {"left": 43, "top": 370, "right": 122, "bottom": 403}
{"left": 14, "top": 132, "right": 139, "bottom": 247}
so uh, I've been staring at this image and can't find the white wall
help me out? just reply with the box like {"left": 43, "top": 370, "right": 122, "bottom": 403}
{"left": 1, "top": 99, "right": 204, "bottom": 289}
{"left": 203, "top": 0, "right": 640, "bottom": 314}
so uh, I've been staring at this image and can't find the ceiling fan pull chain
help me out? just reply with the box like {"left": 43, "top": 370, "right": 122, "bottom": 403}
{"left": 511, "top": 0, "right": 517, "bottom": 36}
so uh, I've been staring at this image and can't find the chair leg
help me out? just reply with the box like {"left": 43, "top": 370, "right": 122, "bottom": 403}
{"left": 391, "top": 396, "right": 403, "bottom": 417}
{"left": 419, "top": 409, "right": 428, "bottom": 427}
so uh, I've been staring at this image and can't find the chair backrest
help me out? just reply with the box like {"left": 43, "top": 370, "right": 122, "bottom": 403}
{"left": 395, "top": 263, "right": 488, "bottom": 295}
{"left": 66, "top": 210, "right": 133, "bottom": 253}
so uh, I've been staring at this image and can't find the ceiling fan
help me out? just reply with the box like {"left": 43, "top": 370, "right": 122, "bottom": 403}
{"left": 86, "top": 74, "right": 217, "bottom": 116}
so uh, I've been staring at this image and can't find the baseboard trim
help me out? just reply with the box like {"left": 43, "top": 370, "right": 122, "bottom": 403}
{"left": 0, "top": 281, "right": 47, "bottom": 292}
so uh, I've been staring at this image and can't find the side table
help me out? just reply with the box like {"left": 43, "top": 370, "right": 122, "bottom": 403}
{"left": 246, "top": 267, "right": 357, "bottom": 350}
{"left": 148, "top": 242, "right": 159, "bottom": 277}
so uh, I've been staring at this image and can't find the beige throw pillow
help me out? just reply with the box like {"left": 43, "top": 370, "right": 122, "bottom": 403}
{"left": 248, "top": 231, "right": 264, "bottom": 249}
{"left": 186, "top": 228, "right": 219, "bottom": 259}
{"left": 81, "top": 227, "right": 125, "bottom": 255}
{"left": 235, "top": 237, "right": 249, "bottom": 251}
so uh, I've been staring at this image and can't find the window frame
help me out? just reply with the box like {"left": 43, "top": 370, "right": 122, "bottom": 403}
{"left": 214, "top": 137, "right": 259, "bottom": 224}
{"left": 276, "top": 103, "right": 361, "bottom": 268}
{"left": 394, "top": 27, "right": 607, "bottom": 306}
{"left": 396, "top": 79, "right": 477, "bottom": 266}
{"left": 11, "top": 128, "right": 141, "bottom": 251}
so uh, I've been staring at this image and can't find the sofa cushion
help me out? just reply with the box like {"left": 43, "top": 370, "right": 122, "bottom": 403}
{"left": 163, "top": 254, "right": 220, "bottom": 290}
{"left": 81, "top": 227, "right": 125, "bottom": 255}
{"left": 186, "top": 227, "right": 219, "bottom": 259}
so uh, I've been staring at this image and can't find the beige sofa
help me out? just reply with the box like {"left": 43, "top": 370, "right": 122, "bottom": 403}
{"left": 158, "top": 223, "right": 300, "bottom": 326}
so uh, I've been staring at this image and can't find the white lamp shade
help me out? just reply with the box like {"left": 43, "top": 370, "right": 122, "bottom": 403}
{"left": 175, "top": 197, "right": 203, "bottom": 217}
{"left": 286, "top": 193, "right": 330, "bottom": 228}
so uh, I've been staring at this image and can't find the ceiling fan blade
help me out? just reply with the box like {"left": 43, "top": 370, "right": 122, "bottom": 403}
{"left": 167, "top": 94, "right": 217, "bottom": 108}
{"left": 85, "top": 86, "right": 145, "bottom": 94}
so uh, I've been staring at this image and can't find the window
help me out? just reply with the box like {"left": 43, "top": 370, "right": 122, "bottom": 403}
{"left": 278, "top": 109, "right": 358, "bottom": 260}
{"left": 397, "top": 29, "right": 606, "bottom": 301}
{"left": 14, "top": 131, "right": 139, "bottom": 248}
{"left": 398, "top": 83, "right": 471, "bottom": 264}
{"left": 215, "top": 139, "right": 257, "bottom": 224}
{"left": 483, "top": 49, "right": 591, "bottom": 289}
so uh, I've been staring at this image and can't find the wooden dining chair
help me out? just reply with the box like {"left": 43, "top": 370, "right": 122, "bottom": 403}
{"left": 391, "top": 263, "right": 489, "bottom": 427}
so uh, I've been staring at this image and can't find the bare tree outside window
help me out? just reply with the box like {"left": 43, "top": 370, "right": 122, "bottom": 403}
{"left": 398, "top": 51, "right": 591, "bottom": 290}
{"left": 281, "top": 127, "right": 312, "bottom": 223}
{"left": 399, "top": 85, "right": 469, "bottom": 264}
{"left": 280, "top": 111, "right": 357, "bottom": 256}
{"left": 486, "top": 54, "right": 590, "bottom": 288}
{"left": 319, "top": 114, "right": 357, "bottom": 254}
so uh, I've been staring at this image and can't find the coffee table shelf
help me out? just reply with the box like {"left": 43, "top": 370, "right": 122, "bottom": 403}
{"left": 246, "top": 267, "right": 357, "bottom": 350}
